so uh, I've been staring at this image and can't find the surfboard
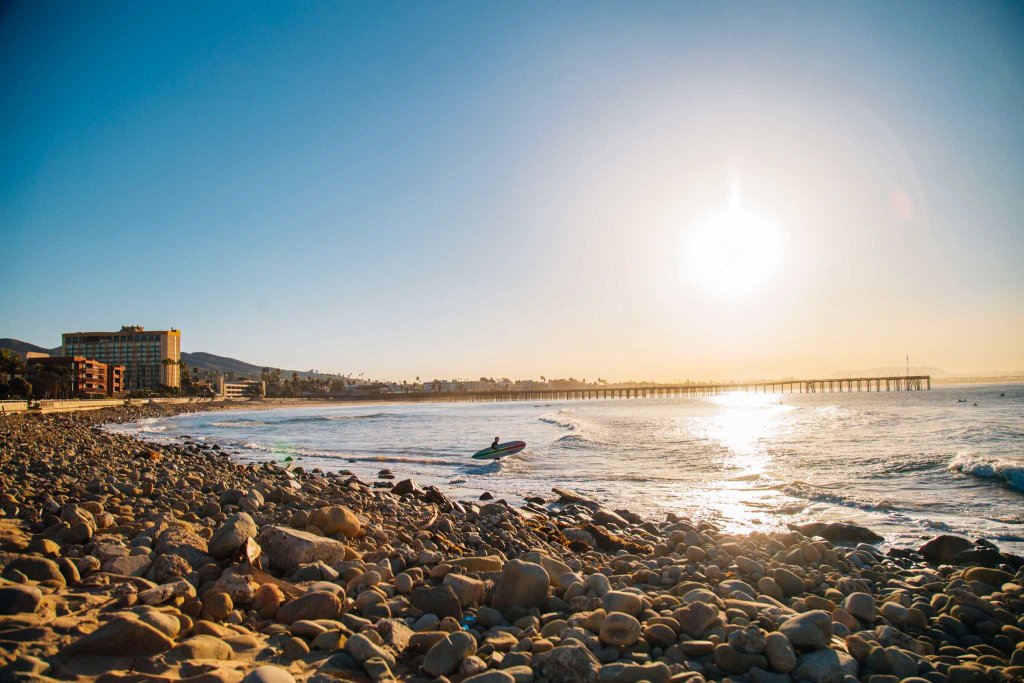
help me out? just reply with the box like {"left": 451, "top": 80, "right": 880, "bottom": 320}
{"left": 472, "top": 441, "right": 526, "bottom": 460}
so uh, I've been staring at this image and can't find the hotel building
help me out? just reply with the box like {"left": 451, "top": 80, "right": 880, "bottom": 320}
{"left": 62, "top": 326, "right": 181, "bottom": 391}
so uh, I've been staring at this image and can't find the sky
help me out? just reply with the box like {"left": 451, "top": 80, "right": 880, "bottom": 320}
{"left": 2, "top": 1, "right": 1022, "bottom": 381}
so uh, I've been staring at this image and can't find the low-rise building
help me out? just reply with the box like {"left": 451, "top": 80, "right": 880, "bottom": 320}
{"left": 27, "top": 355, "right": 126, "bottom": 397}
{"left": 216, "top": 376, "right": 264, "bottom": 399}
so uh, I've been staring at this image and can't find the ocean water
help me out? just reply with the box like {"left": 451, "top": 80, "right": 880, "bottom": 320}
{"left": 107, "top": 383, "right": 1024, "bottom": 553}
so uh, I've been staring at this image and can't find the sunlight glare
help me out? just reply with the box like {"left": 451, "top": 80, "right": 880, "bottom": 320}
{"left": 684, "top": 204, "right": 782, "bottom": 297}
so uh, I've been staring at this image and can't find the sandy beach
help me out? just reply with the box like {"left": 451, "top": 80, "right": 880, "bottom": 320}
{"left": 1, "top": 404, "right": 1022, "bottom": 683}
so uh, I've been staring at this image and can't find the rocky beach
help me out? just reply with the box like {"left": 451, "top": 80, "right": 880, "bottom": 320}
{"left": 1, "top": 405, "right": 1022, "bottom": 683}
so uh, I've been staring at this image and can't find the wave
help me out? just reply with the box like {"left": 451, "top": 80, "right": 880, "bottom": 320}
{"left": 554, "top": 434, "right": 597, "bottom": 448}
{"left": 283, "top": 412, "right": 395, "bottom": 424}
{"left": 539, "top": 411, "right": 580, "bottom": 431}
{"left": 209, "top": 413, "right": 395, "bottom": 428}
{"left": 948, "top": 452, "right": 1024, "bottom": 493}
{"left": 209, "top": 419, "right": 268, "bottom": 427}
{"left": 780, "top": 480, "right": 897, "bottom": 512}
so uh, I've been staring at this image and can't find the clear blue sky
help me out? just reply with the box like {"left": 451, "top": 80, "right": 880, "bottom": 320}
{"left": 2, "top": 1, "right": 1022, "bottom": 380}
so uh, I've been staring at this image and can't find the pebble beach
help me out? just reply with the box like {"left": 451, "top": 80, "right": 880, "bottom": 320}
{"left": 1, "top": 404, "right": 1023, "bottom": 683}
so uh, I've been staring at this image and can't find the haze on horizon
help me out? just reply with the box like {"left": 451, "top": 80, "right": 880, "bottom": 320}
{"left": 2, "top": 2, "right": 1022, "bottom": 383}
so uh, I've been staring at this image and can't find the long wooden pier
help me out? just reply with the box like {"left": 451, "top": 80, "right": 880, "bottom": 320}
{"left": 389, "top": 375, "right": 931, "bottom": 403}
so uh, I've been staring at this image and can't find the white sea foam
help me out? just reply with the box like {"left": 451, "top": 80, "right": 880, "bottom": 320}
{"left": 949, "top": 452, "right": 1024, "bottom": 493}
{"left": 781, "top": 480, "right": 897, "bottom": 512}
{"left": 538, "top": 410, "right": 579, "bottom": 431}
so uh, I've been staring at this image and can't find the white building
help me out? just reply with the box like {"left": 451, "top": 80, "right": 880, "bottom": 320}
{"left": 216, "top": 376, "right": 265, "bottom": 399}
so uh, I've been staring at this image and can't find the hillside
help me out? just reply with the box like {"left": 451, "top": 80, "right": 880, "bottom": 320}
{"left": 180, "top": 351, "right": 266, "bottom": 377}
{"left": 0, "top": 338, "right": 339, "bottom": 380}
{"left": 0, "top": 338, "right": 60, "bottom": 356}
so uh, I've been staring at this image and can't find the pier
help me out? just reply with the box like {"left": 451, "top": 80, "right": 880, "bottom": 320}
{"left": 392, "top": 375, "right": 931, "bottom": 403}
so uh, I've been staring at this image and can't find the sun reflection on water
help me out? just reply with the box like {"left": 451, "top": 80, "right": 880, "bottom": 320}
{"left": 674, "top": 392, "right": 795, "bottom": 534}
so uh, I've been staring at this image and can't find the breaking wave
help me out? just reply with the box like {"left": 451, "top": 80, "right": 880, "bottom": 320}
{"left": 539, "top": 409, "right": 579, "bottom": 431}
{"left": 780, "top": 480, "right": 898, "bottom": 512}
{"left": 949, "top": 452, "right": 1024, "bottom": 493}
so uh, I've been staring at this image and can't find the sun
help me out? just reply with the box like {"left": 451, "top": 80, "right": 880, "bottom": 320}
{"left": 683, "top": 203, "right": 782, "bottom": 297}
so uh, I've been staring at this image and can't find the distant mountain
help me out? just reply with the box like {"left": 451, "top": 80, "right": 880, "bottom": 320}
{"left": 0, "top": 338, "right": 60, "bottom": 356}
{"left": 181, "top": 351, "right": 265, "bottom": 377}
{"left": 0, "top": 337, "right": 340, "bottom": 381}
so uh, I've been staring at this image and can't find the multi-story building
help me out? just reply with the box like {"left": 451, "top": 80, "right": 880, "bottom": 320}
{"left": 63, "top": 326, "right": 181, "bottom": 391}
{"left": 26, "top": 355, "right": 126, "bottom": 397}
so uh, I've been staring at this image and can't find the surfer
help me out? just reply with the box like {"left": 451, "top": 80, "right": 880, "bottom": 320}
{"left": 491, "top": 436, "right": 500, "bottom": 451}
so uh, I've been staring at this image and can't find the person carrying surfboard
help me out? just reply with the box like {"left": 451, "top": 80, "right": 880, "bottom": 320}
{"left": 491, "top": 436, "right": 500, "bottom": 450}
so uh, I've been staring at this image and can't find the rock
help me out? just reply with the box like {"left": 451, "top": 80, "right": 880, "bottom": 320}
{"left": 167, "top": 634, "right": 234, "bottom": 661}
{"left": 764, "top": 631, "right": 797, "bottom": 673}
{"left": 392, "top": 479, "right": 423, "bottom": 496}
{"left": 242, "top": 666, "right": 296, "bottom": 683}
{"left": 643, "top": 623, "right": 677, "bottom": 648}
{"left": 344, "top": 633, "right": 396, "bottom": 669}
{"left": 155, "top": 527, "right": 212, "bottom": 568}
{"left": 880, "top": 602, "right": 908, "bottom": 624}
{"left": 212, "top": 568, "right": 258, "bottom": 604}
{"left": 5, "top": 556, "right": 65, "bottom": 586}
{"left": 772, "top": 567, "right": 805, "bottom": 597}
{"left": 736, "top": 555, "right": 765, "bottom": 576}
{"left": 63, "top": 616, "right": 174, "bottom": 656}
{"left": 138, "top": 579, "right": 196, "bottom": 605}
{"left": 598, "top": 612, "right": 642, "bottom": 647}
{"left": 792, "top": 648, "right": 858, "bottom": 683}
{"left": 443, "top": 573, "right": 485, "bottom": 607}
{"left": 919, "top": 535, "right": 973, "bottom": 564}
{"left": 491, "top": 559, "right": 549, "bottom": 612}
{"left": 599, "top": 661, "right": 672, "bottom": 682}
{"left": 423, "top": 630, "right": 477, "bottom": 677}
{"left": 150, "top": 553, "right": 193, "bottom": 583}
{"left": 536, "top": 641, "right": 601, "bottom": 683}
{"left": 583, "top": 572, "right": 612, "bottom": 596}
{"left": 313, "top": 505, "right": 362, "bottom": 538}
{"left": 791, "top": 522, "right": 884, "bottom": 545}
{"left": 602, "top": 590, "right": 643, "bottom": 617}
{"left": 715, "top": 643, "right": 768, "bottom": 674}
{"left": 253, "top": 583, "right": 285, "bottom": 618}
{"left": 377, "top": 618, "right": 414, "bottom": 652}
{"left": 680, "top": 640, "right": 715, "bottom": 657}
{"left": 201, "top": 591, "right": 234, "bottom": 621}
{"left": 675, "top": 601, "right": 717, "bottom": 637}
{"left": 463, "top": 671, "right": 516, "bottom": 683}
{"left": 281, "top": 636, "right": 310, "bottom": 660}
{"left": 842, "top": 592, "right": 875, "bottom": 623}
{"left": 962, "top": 566, "right": 1012, "bottom": 585}
{"left": 136, "top": 610, "right": 181, "bottom": 638}
{"left": 522, "top": 550, "right": 573, "bottom": 586}
{"left": 208, "top": 512, "right": 258, "bottom": 560}
{"left": 780, "top": 610, "right": 833, "bottom": 650}
{"left": 728, "top": 625, "right": 767, "bottom": 654}
{"left": 411, "top": 584, "right": 463, "bottom": 619}
{"left": 749, "top": 668, "right": 794, "bottom": 683}
{"left": 103, "top": 555, "right": 151, "bottom": 577}
{"left": 256, "top": 526, "right": 350, "bottom": 573}
{"left": 447, "top": 555, "right": 504, "bottom": 573}
{"left": 0, "top": 585, "right": 42, "bottom": 614}
{"left": 276, "top": 591, "right": 343, "bottom": 624}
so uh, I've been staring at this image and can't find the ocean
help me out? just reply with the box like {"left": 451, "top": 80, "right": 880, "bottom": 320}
{"left": 107, "top": 383, "right": 1024, "bottom": 554}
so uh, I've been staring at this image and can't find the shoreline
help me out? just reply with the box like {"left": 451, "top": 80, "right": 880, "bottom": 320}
{"left": 0, "top": 405, "right": 1022, "bottom": 682}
